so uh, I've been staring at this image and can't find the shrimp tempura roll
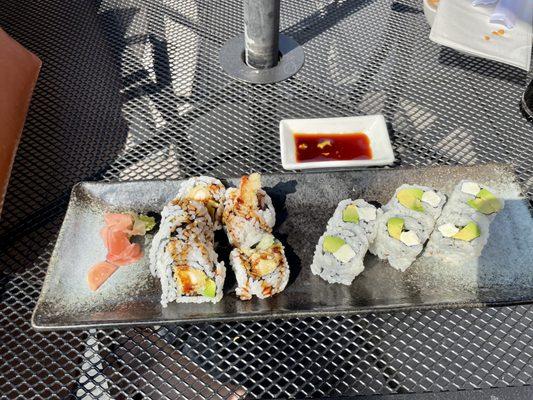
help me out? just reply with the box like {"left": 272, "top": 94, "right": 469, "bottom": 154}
{"left": 222, "top": 173, "right": 276, "bottom": 248}
{"left": 223, "top": 173, "right": 290, "bottom": 300}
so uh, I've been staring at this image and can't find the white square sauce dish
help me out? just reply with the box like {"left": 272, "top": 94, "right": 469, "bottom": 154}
{"left": 280, "top": 114, "right": 395, "bottom": 170}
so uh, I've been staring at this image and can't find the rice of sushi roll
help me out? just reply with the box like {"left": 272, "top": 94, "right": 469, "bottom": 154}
{"left": 223, "top": 173, "right": 276, "bottom": 248}
{"left": 326, "top": 199, "right": 382, "bottom": 243}
{"left": 150, "top": 200, "right": 214, "bottom": 273}
{"left": 177, "top": 176, "right": 226, "bottom": 229}
{"left": 424, "top": 212, "right": 491, "bottom": 264}
{"left": 229, "top": 234, "right": 289, "bottom": 300}
{"left": 224, "top": 173, "right": 290, "bottom": 300}
{"left": 445, "top": 180, "right": 504, "bottom": 221}
{"left": 369, "top": 209, "right": 434, "bottom": 272}
{"left": 384, "top": 184, "right": 446, "bottom": 220}
{"left": 311, "top": 227, "right": 369, "bottom": 285}
{"left": 150, "top": 195, "right": 225, "bottom": 306}
{"left": 152, "top": 237, "right": 225, "bottom": 306}
{"left": 421, "top": 180, "right": 503, "bottom": 264}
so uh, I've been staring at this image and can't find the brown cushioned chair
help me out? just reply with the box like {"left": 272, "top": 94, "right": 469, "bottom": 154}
{"left": 0, "top": 28, "right": 41, "bottom": 216}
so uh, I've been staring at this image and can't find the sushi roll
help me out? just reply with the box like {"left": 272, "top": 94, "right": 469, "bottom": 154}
{"left": 311, "top": 227, "right": 369, "bottom": 285}
{"left": 229, "top": 234, "right": 289, "bottom": 300}
{"left": 384, "top": 184, "right": 446, "bottom": 220}
{"left": 326, "top": 199, "right": 382, "bottom": 243}
{"left": 369, "top": 209, "right": 434, "bottom": 272}
{"left": 445, "top": 180, "right": 504, "bottom": 221}
{"left": 223, "top": 173, "right": 276, "bottom": 248}
{"left": 424, "top": 212, "right": 491, "bottom": 263}
{"left": 153, "top": 236, "right": 225, "bottom": 306}
{"left": 150, "top": 196, "right": 225, "bottom": 306}
{"left": 422, "top": 180, "right": 503, "bottom": 264}
{"left": 223, "top": 172, "right": 290, "bottom": 300}
{"left": 177, "top": 176, "right": 226, "bottom": 229}
{"left": 150, "top": 200, "right": 214, "bottom": 274}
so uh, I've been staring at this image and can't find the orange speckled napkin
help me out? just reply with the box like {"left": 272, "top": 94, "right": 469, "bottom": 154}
{"left": 0, "top": 28, "right": 41, "bottom": 217}
{"left": 430, "top": 0, "right": 532, "bottom": 70}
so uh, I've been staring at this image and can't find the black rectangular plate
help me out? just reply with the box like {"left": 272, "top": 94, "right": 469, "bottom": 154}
{"left": 32, "top": 164, "right": 533, "bottom": 330}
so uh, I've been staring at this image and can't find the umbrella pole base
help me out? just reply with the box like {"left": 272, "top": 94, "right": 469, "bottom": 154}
{"left": 219, "top": 34, "right": 304, "bottom": 84}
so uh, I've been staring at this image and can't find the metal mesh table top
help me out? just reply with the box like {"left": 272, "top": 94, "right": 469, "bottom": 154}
{"left": 1, "top": 0, "right": 532, "bottom": 398}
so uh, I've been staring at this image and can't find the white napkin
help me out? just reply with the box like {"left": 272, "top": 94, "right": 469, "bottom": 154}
{"left": 472, "top": 0, "right": 497, "bottom": 5}
{"left": 473, "top": 0, "right": 521, "bottom": 29}
{"left": 430, "top": 0, "right": 533, "bottom": 71}
{"left": 490, "top": 0, "right": 520, "bottom": 29}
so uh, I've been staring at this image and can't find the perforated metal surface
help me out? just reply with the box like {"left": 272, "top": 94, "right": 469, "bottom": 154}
{"left": 1, "top": 0, "right": 532, "bottom": 398}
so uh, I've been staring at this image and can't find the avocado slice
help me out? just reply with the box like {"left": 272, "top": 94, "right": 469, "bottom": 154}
{"left": 452, "top": 222, "right": 481, "bottom": 242}
{"left": 342, "top": 204, "right": 359, "bottom": 224}
{"left": 387, "top": 217, "right": 404, "bottom": 240}
{"left": 202, "top": 278, "right": 217, "bottom": 298}
{"left": 466, "top": 188, "right": 502, "bottom": 215}
{"left": 323, "top": 235, "right": 346, "bottom": 253}
{"left": 397, "top": 188, "right": 424, "bottom": 212}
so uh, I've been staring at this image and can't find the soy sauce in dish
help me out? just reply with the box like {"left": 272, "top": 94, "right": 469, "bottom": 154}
{"left": 294, "top": 132, "right": 372, "bottom": 163}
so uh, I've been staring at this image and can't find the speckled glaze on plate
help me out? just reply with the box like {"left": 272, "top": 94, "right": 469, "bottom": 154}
{"left": 32, "top": 164, "right": 533, "bottom": 331}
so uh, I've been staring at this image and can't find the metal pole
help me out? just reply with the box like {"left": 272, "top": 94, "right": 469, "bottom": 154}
{"left": 243, "top": 0, "right": 280, "bottom": 69}
{"left": 219, "top": 0, "right": 303, "bottom": 83}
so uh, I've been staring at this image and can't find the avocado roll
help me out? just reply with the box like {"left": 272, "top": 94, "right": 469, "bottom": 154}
{"left": 424, "top": 212, "right": 491, "bottom": 263}
{"left": 384, "top": 184, "right": 446, "bottom": 220}
{"left": 229, "top": 235, "right": 289, "bottom": 300}
{"left": 311, "top": 227, "right": 369, "bottom": 285}
{"left": 177, "top": 176, "right": 226, "bottom": 230}
{"left": 369, "top": 210, "right": 434, "bottom": 272}
{"left": 326, "top": 199, "right": 382, "bottom": 243}
{"left": 422, "top": 180, "right": 503, "bottom": 263}
{"left": 445, "top": 180, "right": 504, "bottom": 221}
{"left": 222, "top": 173, "right": 276, "bottom": 248}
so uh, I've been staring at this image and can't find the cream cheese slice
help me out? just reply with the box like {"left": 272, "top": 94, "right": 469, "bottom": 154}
{"left": 421, "top": 190, "right": 440, "bottom": 208}
{"left": 400, "top": 230, "right": 420, "bottom": 246}
{"left": 333, "top": 244, "right": 356, "bottom": 263}
{"left": 438, "top": 223, "right": 460, "bottom": 237}
{"left": 461, "top": 182, "right": 481, "bottom": 196}
{"left": 358, "top": 207, "right": 377, "bottom": 221}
